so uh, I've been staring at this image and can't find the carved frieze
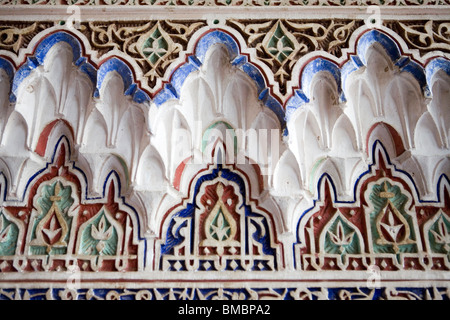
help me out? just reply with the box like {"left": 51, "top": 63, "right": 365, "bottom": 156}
{"left": 0, "top": 11, "right": 448, "bottom": 300}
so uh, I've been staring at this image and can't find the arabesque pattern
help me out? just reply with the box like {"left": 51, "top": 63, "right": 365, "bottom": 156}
{"left": 0, "top": 0, "right": 449, "bottom": 5}
{"left": 0, "top": 10, "right": 448, "bottom": 300}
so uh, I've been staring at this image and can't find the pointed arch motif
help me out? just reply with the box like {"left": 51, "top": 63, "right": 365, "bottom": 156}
{"left": 154, "top": 29, "right": 286, "bottom": 130}
{"left": 0, "top": 13, "right": 448, "bottom": 299}
{"left": 295, "top": 141, "right": 450, "bottom": 272}
{"left": 156, "top": 162, "right": 282, "bottom": 272}
{"left": 0, "top": 133, "right": 145, "bottom": 272}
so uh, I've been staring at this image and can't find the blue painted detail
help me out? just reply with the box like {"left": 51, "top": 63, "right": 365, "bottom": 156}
{"left": 263, "top": 93, "right": 285, "bottom": 130}
{"left": 34, "top": 32, "right": 82, "bottom": 65}
{"left": 153, "top": 57, "right": 201, "bottom": 107}
{"left": 301, "top": 58, "right": 341, "bottom": 100}
{"left": 194, "top": 30, "right": 240, "bottom": 63}
{"left": 97, "top": 58, "right": 133, "bottom": 95}
{"left": 10, "top": 31, "right": 98, "bottom": 103}
{"left": 395, "top": 56, "right": 410, "bottom": 69}
{"left": 340, "top": 30, "right": 430, "bottom": 98}
{"left": 10, "top": 64, "right": 33, "bottom": 103}
{"left": 124, "top": 83, "right": 137, "bottom": 96}
{"left": 96, "top": 57, "right": 150, "bottom": 104}
{"left": 231, "top": 55, "right": 247, "bottom": 68}
{"left": 160, "top": 205, "right": 192, "bottom": 257}
{"left": 132, "top": 88, "right": 151, "bottom": 104}
{"left": 151, "top": 29, "right": 287, "bottom": 129}
{"left": 436, "top": 174, "right": 450, "bottom": 204}
{"left": 295, "top": 140, "right": 449, "bottom": 247}
{"left": 258, "top": 88, "right": 270, "bottom": 101}
{"left": 350, "top": 55, "right": 364, "bottom": 68}
{"left": 327, "top": 287, "right": 384, "bottom": 300}
{"left": 257, "top": 88, "right": 285, "bottom": 127}
{"left": 170, "top": 62, "right": 199, "bottom": 97}
{"left": 240, "top": 62, "right": 266, "bottom": 94}
{"left": 187, "top": 55, "right": 202, "bottom": 69}
{"left": 425, "top": 57, "right": 450, "bottom": 98}
{"left": 285, "top": 58, "right": 341, "bottom": 122}
{"left": 426, "top": 57, "right": 450, "bottom": 80}
{"left": 153, "top": 83, "right": 179, "bottom": 106}
{"left": 26, "top": 56, "right": 40, "bottom": 69}
{"left": 76, "top": 56, "right": 97, "bottom": 86}
{"left": 159, "top": 165, "right": 278, "bottom": 271}
{"left": 295, "top": 89, "right": 309, "bottom": 104}
{"left": 0, "top": 57, "right": 15, "bottom": 99}
{"left": 8, "top": 31, "right": 150, "bottom": 105}
{"left": 341, "top": 58, "right": 359, "bottom": 96}
{"left": 2, "top": 286, "right": 445, "bottom": 300}
{"left": 400, "top": 59, "right": 427, "bottom": 94}
{"left": 0, "top": 173, "right": 7, "bottom": 205}
{"left": 75, "top": 56, "right": 87, "bottom": 66}
{"left": 285, "top": 89, "right": 308, "bottom": 122}
{"left": 356, "top": 29, "right": 401, "bottom": 66}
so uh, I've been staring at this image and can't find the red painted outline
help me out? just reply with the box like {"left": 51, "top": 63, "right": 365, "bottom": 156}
{"left": 156, "top": 153, "right": 284, "bottom": 270}
{"left": 2, "top": 27, "right": 447, "bottom": 113}
{"left": 366, "top": 122, "right": 406, "bottom": 157}
{"left": 35, "top": 119, "right": 75, "bottom": 157}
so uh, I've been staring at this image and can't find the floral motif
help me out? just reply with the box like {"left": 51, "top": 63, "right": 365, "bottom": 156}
{"left": 29, "top": 180, "right": 75, "bottom": 255}
{"left": 0, "top": 9, "right": 448, "bottom": 301}
{"left": 370, "top": 181, "right": 417, "bottom": 253}
{"left": 0, "top": 211, "right": 20, "bottom": 256}
{"left": 79, "top": 208, "right": 119, "bottom": 256}
{"left": 200, "top": 183, "right": 240, "bottom": 256}
{"left": 324, "top": 217, "right": 360, "bottom": 256}
{"left": 266, "top": 22, "right": 297, "bottom": 63}
{"left": 141, "top": 26, "right": 169, "bottom": 66}
{"left": 159, "top": 166, "right": 281, "bottom": 271}
{"left": 368, "top": 180, "right": 417, "bottom": 254}
{"left": 395, "top": 20, "right": 450, "bottom": 52}
{"left": 427, "top": 210, "right": 450, "bottom": 256}
{"left": 0, "top": 22, "right": 52, "bottom": 53}
{"left": 82, "top": 20, "right": 206, "bottom": 90}
{"left": 91, "top": 215, "right": 114, "bottom": 253}
{"left": 209, "top": 210, "right": 231, "bottom": 241}
{"left": 228, "top": 19, "right": 362, "bottom": 96}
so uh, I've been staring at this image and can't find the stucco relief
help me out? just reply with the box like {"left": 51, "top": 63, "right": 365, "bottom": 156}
{"left": 0, "top": 13, "right": 448, "bottom": 299}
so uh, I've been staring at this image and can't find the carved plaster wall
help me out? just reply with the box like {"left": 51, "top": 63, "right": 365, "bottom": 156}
{"left": 0, "top": 3, "right": 449, "bottom": 300}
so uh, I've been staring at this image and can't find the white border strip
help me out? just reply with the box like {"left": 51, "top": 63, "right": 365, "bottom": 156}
{"left": 1, "top": 5, "right": 450, "bottom": 21}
